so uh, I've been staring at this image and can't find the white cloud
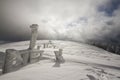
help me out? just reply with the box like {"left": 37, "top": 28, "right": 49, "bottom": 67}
{"left": 0, "top": 0, "right": 120, "bottom": 42}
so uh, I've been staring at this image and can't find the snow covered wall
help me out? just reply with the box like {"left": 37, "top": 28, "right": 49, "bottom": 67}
{"left": 2, "top": 49, "right": 29, "bottom": 74}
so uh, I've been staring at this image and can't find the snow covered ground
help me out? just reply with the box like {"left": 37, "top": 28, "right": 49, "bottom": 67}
{"left": 0, "top": 40, "right": 120, "bottom": 80}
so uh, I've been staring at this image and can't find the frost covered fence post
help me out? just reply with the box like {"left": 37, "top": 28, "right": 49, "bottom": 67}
{"left": 54, "top": 49, "right": 64, "bottom": 62}
{"left": 29, "top": 24, "right": 39, "bottom": 63}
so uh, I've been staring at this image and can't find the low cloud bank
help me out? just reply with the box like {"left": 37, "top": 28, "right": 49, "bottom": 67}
{"left": 0, "top": 0, "right": 120, "bottom": 44}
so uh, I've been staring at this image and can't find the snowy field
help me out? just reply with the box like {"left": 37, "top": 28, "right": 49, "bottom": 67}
{"left": 0, "top": 40, "right": 120, "bottom": 80}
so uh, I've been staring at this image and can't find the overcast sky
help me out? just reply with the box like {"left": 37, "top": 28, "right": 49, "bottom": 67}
{"left": 0, "top": 0, "right": 120, "bottom": 43}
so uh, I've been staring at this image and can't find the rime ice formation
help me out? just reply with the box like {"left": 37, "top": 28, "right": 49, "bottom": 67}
{"left": 0, "top": 24, "right": 63, "bottom": 74}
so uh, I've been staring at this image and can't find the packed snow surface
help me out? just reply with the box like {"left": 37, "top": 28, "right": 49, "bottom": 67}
{"left": 0, "top": 40, "right": 120, "bottom": 80}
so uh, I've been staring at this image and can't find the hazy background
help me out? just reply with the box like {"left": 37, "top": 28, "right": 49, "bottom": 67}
{"left": 0, "top": 0, "right": 120, "bottom": 44}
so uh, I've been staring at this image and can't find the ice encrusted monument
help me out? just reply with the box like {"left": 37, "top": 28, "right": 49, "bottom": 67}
{"left": 29, "top": 24, "right": 39, "bottom": 50}
{"left": 1, "top": 24, "right": 64, "bottom": 74}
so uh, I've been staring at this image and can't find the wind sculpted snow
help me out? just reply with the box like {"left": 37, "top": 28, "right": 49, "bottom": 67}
{"left": 0, "top": 40, "right": 120, "bottom": 80}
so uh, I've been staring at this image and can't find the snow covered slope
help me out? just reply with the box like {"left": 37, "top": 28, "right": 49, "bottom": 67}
{"left": 0, "top": 40, "right": 120, "bottom": 80}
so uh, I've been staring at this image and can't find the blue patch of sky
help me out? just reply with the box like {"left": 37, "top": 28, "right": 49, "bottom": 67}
{"left": 98, "top": 0, "right": 120, "bottom": 16}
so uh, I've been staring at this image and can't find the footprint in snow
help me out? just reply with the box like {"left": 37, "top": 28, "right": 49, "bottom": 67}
{"left": 87, "top": 74, "right": 98, "bottom": 80}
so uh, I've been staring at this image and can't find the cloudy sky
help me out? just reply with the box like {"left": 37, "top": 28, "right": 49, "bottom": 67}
{"left": 0, "top": 0, "right": 120, "bottom": 43}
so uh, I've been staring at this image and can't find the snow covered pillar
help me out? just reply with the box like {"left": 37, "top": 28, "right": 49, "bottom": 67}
{"left": 29, "top": 24, "right": 39, "bottom": 50}
{"left": 29, "top": 24, "right": 39, "bottom": 63}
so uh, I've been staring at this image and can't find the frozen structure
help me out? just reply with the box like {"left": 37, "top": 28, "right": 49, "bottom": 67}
{"left": 1, "top": 24, "right": 64, "bottom": 74}
{"left": 29, "top": 24, "right": 39, "bottom": 50}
